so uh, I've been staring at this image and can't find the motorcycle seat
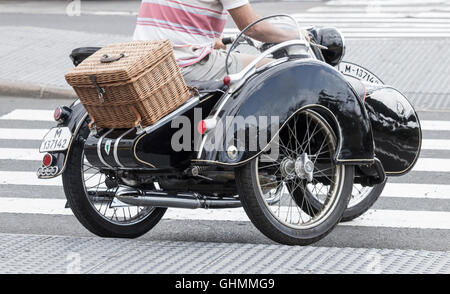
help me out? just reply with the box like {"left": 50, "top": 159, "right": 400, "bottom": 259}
{"left": 70, "top": 47, "right": 102, "bottom": 66}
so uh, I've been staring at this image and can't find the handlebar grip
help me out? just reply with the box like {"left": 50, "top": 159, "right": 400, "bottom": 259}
{"left": 222, "top": 36, "right": 235, "bottom": 45}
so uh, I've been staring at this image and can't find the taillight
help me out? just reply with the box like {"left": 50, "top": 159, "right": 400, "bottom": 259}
{"left": 53, "top": 107, "right": 62, "bottom": 121}
{"left": 197, "top": 118, "right": 217, "bottom": 134}
{"left": 197, "top": 120, "right": 207, "bottom": 135}
{"left": 54, "top": 106, "right": 72, "bottom": 122}
{"left": 43, "top": 153, "right": 54, "bottom": 167}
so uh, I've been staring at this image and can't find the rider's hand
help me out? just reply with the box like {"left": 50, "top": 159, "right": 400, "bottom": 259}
{"left": 301, "top": 29, "right": 311, "bottom": 42}
{"left": 214, "top": 38, "right": 227, "bottom": 50}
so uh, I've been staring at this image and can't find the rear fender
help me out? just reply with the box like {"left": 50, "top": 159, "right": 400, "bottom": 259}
{"left": 193, "top": 60, "right": 375, "bottom": 167}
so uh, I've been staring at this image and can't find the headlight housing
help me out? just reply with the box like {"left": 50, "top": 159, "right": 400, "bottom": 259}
{"left": 315, "top": 27, "right": 346, "bottom": 67}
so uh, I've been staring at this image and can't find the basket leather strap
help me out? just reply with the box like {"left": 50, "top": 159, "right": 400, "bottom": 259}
{"left": 100, "top": 53, "right": 126, "bottom": 63}
{"left": 89, "top": 75, "right": 105, "bottom": 103}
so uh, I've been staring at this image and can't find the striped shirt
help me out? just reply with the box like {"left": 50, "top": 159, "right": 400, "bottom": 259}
{"left": 133, "top": 0, "right": 248, "bottom": 67}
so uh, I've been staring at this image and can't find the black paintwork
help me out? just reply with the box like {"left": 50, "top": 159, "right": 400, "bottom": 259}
{"left": 194, "top": 60, "right": 375, "bottom": 166}
{"left": 364, "top": 84, "right": 421, "bottom": 175}
{"left": 84, "top": 93, "right": 222, "bottom": 169}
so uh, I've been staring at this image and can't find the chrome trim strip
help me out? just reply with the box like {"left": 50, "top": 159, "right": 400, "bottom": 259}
{"left": 97, "top": 129, "right": 114, "bottom": 169}
{"left": 143, "top": 97, "right": 200, "bottom": 134}
{"left": 113, "top": 128, "right": 134, "bottom": 168}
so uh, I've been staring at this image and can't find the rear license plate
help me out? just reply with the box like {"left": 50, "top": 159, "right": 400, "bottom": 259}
{"left": 337, "top": 61, "right": 383, "bottom": 85}
{"left": 39, "top": 127, "right": 72, "bottom": 152}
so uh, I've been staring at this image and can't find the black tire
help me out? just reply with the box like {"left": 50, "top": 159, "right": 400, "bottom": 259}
{"left": 236, "top": 161, "right": 354, "bottom": 245}
{"left": 235, "top": 109, "right": 354, "bottom": 245}
{"left": 341, "top": 180, "right": 387, "bottom": 222}
{"left": 302, "top": 180, "right": 387, "bottom": 222}
{"left": 62, "top": 138, "right": 166, "bottom": 238}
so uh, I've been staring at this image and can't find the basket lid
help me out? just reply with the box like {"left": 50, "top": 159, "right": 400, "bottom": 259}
{"left": 65, "top": 40, "right": 173, "bottom": 86}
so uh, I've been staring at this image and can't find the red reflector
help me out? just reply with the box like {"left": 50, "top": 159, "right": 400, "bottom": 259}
{"left": 223, "top": 76, "right": 231, "bottom": 86}
{"left": 197, "top": 120, "right": 207, "bottom": 135}
{"left": 54, "top": 107, "right": 62, "bottom": 121}
{"left": 43, "top": 153, "right": 53, "bottom": 167}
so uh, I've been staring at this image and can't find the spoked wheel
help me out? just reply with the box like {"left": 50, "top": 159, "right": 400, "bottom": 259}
{"left": 236, "top": 109, "right": 354, "bottom": 245}
{"left": 341, "top": 180, "right": 387, "bottom": 222}
{"left": 62, "top": 135, "right": 166, "bottom": 238}
{"left": 303, "top": 180, "right": 387, "bottom": 222}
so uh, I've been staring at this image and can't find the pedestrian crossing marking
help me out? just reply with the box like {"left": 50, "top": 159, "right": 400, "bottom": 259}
{"left": 285, "top": 0, "right": 450, "bottom": 38}
{"left": 0, "top": 128, "right": 47, "bottom": 140}
{"left": 421, "top": 120, "right": 450, "bottom": 131}
{"left": 0, "top": 197, "right": 449, "bottom": 230}
{"left": 0, "top": 109, "right": 54, "bottom": 122}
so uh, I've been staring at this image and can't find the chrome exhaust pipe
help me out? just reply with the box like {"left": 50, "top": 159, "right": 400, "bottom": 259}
{"left": 114, "top": 185, "right": 241, "bottom": 209}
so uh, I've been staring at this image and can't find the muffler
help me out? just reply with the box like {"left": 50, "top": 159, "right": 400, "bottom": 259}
{"left": 114, "top": 185, "right": 241, "bottom": 209}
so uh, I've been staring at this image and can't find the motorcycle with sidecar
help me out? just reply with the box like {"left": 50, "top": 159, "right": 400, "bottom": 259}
{"left": 37, "top": 15, "right": 421, "bottom": 245}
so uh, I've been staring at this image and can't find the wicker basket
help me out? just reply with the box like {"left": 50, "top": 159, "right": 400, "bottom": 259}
{"left": 65, "top": 40, "right": 191, "bottom": 129}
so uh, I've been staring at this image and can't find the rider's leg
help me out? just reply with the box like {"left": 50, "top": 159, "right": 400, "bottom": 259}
{"left": 239, "top": 53, "right": 274, "bottom": 68}
{"left": 181, "top": 50, "right": 273, "bottom": 83}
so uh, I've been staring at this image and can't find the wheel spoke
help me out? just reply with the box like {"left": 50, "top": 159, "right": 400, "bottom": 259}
{"left": 257, "top": 110, "right": 343, "bottom": 229}
{"left": 80, "top": 151, "right": 155, "bottom": 225}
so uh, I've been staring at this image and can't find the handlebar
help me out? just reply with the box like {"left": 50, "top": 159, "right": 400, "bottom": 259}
{"left": 222, "top": 36, "right": 235, "bottom": 45}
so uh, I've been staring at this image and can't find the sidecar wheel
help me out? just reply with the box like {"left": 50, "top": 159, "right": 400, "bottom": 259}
{"left": 341, "top": 180, "right": 387, "bottom": 222}
{"left": 302, "top": 180, "right": 387, "bottom": 222}
{"left": 62, "top": 137, "right": 166, "bottom": 239}
{"left": 235, "top": 110, "right": 354, "bottom": 245}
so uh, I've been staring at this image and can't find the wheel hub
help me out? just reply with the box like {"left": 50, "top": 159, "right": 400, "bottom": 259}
{"left": 295, "top": 153, "right": 314, "bottom": 182}
{"left": 281, "top": 153, "right": 314, "bottom": 182}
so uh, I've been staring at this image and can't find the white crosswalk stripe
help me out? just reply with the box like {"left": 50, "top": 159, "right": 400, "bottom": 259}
{"left": 0, "top": 197, "right": 449, "bottom": 230}
{"left": 0, "top": 109, "right": 54, "bottom": 122}
{"left": 0, "top": 128, "right": 48, "bottom": 140}
{"left": 0, "top": 107, "right": 449, "bottom": 252}
{"left": 226, "top": 0, "right": 450, "bottom": 39}
{"left": 300, "top": 0, "right": 450, "bottom": 38}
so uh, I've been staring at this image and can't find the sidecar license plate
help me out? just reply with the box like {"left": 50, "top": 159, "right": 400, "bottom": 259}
{"left": 39, "top": 127, "right": 72, "bottom": 152}
{"left": 337, "top": 62, "right": 383, "bottom": 85}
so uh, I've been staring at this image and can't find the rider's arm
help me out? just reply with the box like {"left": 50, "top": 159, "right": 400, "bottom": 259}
{"left": 228, "top": 4, "right": 299, "bottom": 43}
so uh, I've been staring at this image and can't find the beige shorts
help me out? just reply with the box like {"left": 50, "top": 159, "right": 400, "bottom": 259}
{"left": 180, "top": 49, "right": 243, "bottom": 82}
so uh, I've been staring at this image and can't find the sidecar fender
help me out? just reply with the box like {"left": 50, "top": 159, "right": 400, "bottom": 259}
{"left": 193, "top": 60, "right": 375, "bottom": 166}
{"left": 38, "top": 100, "right": 88, "bottom": 179}
{"left": 363, "top": 85, "right": 421, "bottom": 175}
